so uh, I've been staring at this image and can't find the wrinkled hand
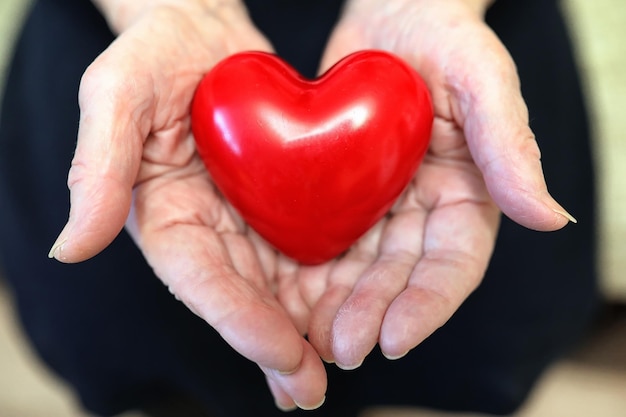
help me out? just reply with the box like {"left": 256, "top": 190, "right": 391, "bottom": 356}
{"left": 48, "top": 1, "right": 326, "bottom": 411}
{"left": 275, "top": 0, "right": 576, "bottom": 370}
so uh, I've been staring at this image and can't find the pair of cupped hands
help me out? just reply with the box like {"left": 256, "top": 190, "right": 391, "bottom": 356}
{"left": 48, "top": 0, "right": 574, "bottom": 411}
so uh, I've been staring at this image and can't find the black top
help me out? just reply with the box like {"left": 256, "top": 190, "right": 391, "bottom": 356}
{"left": 0, "top": 1, "right": 598, "bottom": 417}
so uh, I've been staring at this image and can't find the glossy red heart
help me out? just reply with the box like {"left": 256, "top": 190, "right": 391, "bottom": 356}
{"left": 191, "top": 50, "right": 433, "bottom": 264}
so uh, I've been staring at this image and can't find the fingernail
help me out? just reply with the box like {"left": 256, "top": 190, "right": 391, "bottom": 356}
{"left": 383, "top": 350, "right": 409, "bottom": 361}
{"left": 48, "top": 237, "right": 68, "bottom": 260}
{"left": 335, "top": 359, "right": 363, "bottom": 371}
{"left": 295, "top": 396, "right": 326, "bottom": 411}
{"left": 277, "top": 366, "right": 298, "bottom": 376}
{"left": 553, "top": 207, "right": 577, "bottom": 224}
{"left": 276, "top": 401, "right": 298, "bottom": 412}
{"left": 321, "top": 356, "right": 335, "bottom": 365}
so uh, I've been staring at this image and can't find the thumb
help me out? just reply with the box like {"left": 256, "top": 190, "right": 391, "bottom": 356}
{"left": 452, "top": 38, "right": 577, "bottom": 231}
{"left": 48, "top": 56, "right": 149, "bottom": 262}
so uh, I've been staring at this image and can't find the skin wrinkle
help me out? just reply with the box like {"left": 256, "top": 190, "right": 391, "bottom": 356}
{"left": 332, "top": 298, "right": 373, "bottom": 354}
{"left": 457, "top": 84, "right": 554, "bottom": 230}
{"left": 426, "top": 134, "right": 471, "bottom": 163}
{"left": 82, "top": 60, "right": 154, "bottom": 131}
{"left": 130, "top": 181, "right": 220, "bottom": 249}
{"left": 391, "top": 256, "right": 483, "bottom": 342}
{"left": 378, "top": 244, "right": 420, "bottom": 266}
{"left": 402, "top": 167, "right": 481, "bottom": 214}
{"left": 223, "top": 232, "right": 271, "bottom": 291}
{"left": 138, "top": 129, "right": 197, "bottom": 183}
{"left": 134, "top": 160, "right": 207, "bottom": 197}
{"left": 185, "top": 279, "right": 287, "bottom": 358}
{"left": 409, "top": 275, "right": 459, "bottom": 315}
{"left": 421, "top": 247, "right": 486, "bottom": 284}
{"left": 151, "top": 238, "right": 237, "bottom": 318}
{"left": 212, "top": 289, "right": 280, "bottom": 341}
{"left": 309, "top": 285, "right": 352, "bottom": 356}
{"left": 67, "top": 159, "right": 133, "bottom": 226}
{"left": 78, "top": 77, "right": 152, "bottom": 188}
{"left": 139, "top": 135, "right": 196, "bottom": 174}
{"left": 383, "top": 286, "right": 451, "bottom": 345}
{"left": 62, "top": 202, "right": 129, "bottom": 262}
{"left": 136, "top": 183, "right": 235, "bottom": 236}
{"left": 390, "top": 177, "right": 428, "bottom": 213}
{"left": 379, "top": 217, "right": 426, "bottom": 261}
{"left": 354, "top": 261, "right": 410, "bottom": 290}
{"left": 466, "top": 111, "right": 535, "bottom": 172}
{"left": 277, "top": 278, "right": 310, "bottom": 334}
{"left": 479, "top": 141, "right": 545, "bottom": 203}
{"left": 142, "top": 202, "right": 212, "bottom": 237}
{"left": 333, "top": 283, "right": 407, "bottom": 355}
{"left": 404, "top": 186, "right": 441, "bottom": 218}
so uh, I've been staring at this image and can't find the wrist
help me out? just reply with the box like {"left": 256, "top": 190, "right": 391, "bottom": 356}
{"left": 91, "top": 0, "right": 242, "bottom": 34}
{"left": 460, "top": 0, "right": 496, "bottom": 16}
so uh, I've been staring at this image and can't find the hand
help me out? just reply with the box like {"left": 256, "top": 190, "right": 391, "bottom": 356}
{"left": 49, "top": 1, "right": 326, "bottom": 410}
{"left": 275, "top": 0, "right": 576, "bottom": 370}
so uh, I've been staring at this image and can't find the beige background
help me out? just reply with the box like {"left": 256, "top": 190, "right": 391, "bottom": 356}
{"left": 563, "top": 1, "right": 626, "bottom": 300}
{"left": 1, "top": 1, "right": 625, "bottom": 416}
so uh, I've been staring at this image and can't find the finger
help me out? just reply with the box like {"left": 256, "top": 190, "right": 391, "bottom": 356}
{"left": 222, "top": 203, "right": 279, "bottom": 286}
{"left": 276, "top": 256, "right": 311, "bottom": 335}
{"left": 307, "top": 285, "right": 352, "bottom": 364}
{"left": 247, "top": 228, "right": 279, "bottom": 285}
{"left": 152, "top": 227, "right": 305, "bottom": 368}
{"left": 297, "top": 262, "right": 334, "bottom": 309}
{"left": 307, "top": 221, "right": 384, "bottom": 362}
{"left": 47, "top": 54, "right": 153, "bottom": 262}
{"left": 260, "top": 340, "right": 327, "bottom": 411}
{"left": 264, "top": 375, "right": 297, "bottom": 412}
{"left": 220, "top": 231, "right": 268, "bottom": 292}
{"left": 438, "top": 31, "right": 576, "bottom": 231}
{"left": 329, "top": 207, "right": 426, "bottom": 370}
{"left": 379, "top": 200, "right": 500, "bottom": 359}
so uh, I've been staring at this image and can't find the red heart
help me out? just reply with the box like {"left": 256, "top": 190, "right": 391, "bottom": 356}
{"left": 191, "top": 51, "right": 433, "bottom": 264}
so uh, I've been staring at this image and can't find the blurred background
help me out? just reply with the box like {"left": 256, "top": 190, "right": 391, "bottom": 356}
{"left": 0, "top": 0, "right": 624, "bottom": 416}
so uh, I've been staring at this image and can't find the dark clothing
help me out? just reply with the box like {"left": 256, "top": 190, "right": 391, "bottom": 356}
{"left": 0, "top": 0, "right": 599, "bottom": 416}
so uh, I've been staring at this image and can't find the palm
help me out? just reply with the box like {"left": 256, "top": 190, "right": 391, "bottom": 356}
{"left": 275, "top": 0, "right": 569, "bottom": 369}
